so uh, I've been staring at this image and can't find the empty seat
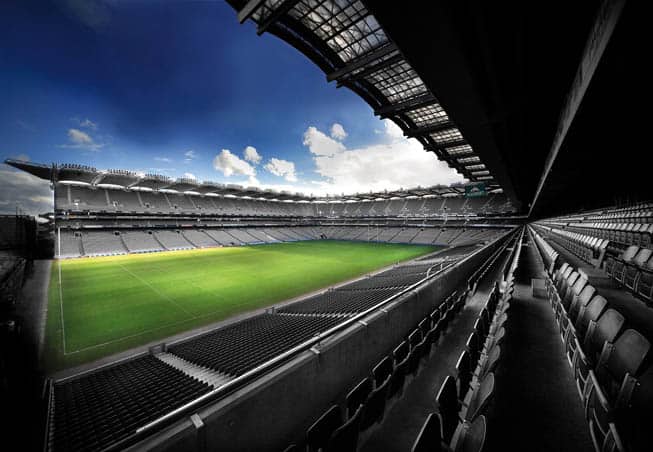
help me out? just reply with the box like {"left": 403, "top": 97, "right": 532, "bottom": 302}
{"left": 456, "top": 351, "right": 473, "bottom": 400}
{"left": 411, "top": 412, "right": 446, "bottom": 452}
{"left": 325, "top": 405, "right": 362, "bottom": 452}
{"left": 465, "top": 373, "right": 495, "bottom": 422}
{"left": 346, "top": 378, "right": 372, "bottom": 419}
{"left": 436, "top": 376, "right": 461, "bottom": 443}
{"left": 451, "top": 415, "right": 487, "bottom": 452}
{"left": 306, "top": 405, "right": 342, "bottom": 452}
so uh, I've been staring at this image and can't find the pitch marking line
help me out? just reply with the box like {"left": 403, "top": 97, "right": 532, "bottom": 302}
{"left": 117, "top": 263, "right": 193, "bottom": 316}
{"left": 58, "top": 259, "right": 67, "bottom": 354}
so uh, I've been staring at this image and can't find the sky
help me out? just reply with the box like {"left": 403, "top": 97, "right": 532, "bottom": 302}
{"left": 0, "top": 0, "right": 464, "bottom": 215}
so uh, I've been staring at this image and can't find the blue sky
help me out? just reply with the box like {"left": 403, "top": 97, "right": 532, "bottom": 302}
{"left": 0, "top": 0, "right": 462, "bottom": 214}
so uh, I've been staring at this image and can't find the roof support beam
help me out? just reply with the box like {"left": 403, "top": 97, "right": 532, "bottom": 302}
{"left": 237, "top": 0, "right": 265, "bottom": 23}
{"left": 404, "top": 121, "right": 455, "bottom": 138}
{"left": 256, "top": 0, "right": 300, "bottom": 35}
{"left": 326, "top": 43, "right": 398, "bottom": 82}
{"left": 528, "top": 0, "right": 625, "bottom": 217}
{"left": 374, "top": 93, "right": 437, "bottom": 118}
{"left": 335, "top": 53, "right": 403, "bottom": 87}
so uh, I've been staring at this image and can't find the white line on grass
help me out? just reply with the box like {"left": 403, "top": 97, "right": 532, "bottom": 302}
{"left": 117, "top": 263, "right": 193, "bottom": 317}
{"left": 58, "top": 259, "right": 67, "bottom": 354}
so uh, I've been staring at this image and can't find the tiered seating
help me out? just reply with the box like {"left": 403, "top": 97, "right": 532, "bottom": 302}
{"left": 59, "top": 231, "right": 82, "bottom": 258}
{"left": 293, "top": 289, "right": 470, "bottom": 452}
{"left": 279, "top": 287, "right": 403, "bottom": 316}
{"left": 120, "top": 231, "right": 163, "bottom": 253}
{"left": 604, "top": 246, "right": 653, "bottom": 302}
{"left": 204, "top": 229, "right": 240, "bottom": 245}
{"left": 566, "top": 223, "right": 653, "bottom": 247}
{"left": 154, "top": 231, "right": 193, "bottom": 250}
{"left": 181, "top": 230, "right": 218, "bottom": 248}
{"left": 342, "top": 272, "right": 426, "bottom": 291}
{"left": 411, "top": 228, "right": 439, "bottom": 244}
{"left": 168, "top": 314, "right": 343, "bottom": 377}
{"left": 82, "top": 231, "right": 126, "bottom": 256}
{"left": 69, "top": 186, "right": 109, "bottom": 211}
{"left": 536, "top": 225, "right": 608, "bottom": 264}
{"left": 107, "top": 189, "right": 141, "bottom": 212}
{"left": 50, "top": 355, "right": 211, "bottom": 451}
{"left": 531, "top": 226, "right": 653, "bottom": 452}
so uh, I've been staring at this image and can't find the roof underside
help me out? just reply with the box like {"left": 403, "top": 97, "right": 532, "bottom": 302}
{"left": 229, "top": 0, "right": 643, "bottom": 218}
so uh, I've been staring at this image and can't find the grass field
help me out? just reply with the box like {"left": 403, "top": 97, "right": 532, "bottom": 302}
{"left": 45, "top": 240, "right": 439, "bottom": 371}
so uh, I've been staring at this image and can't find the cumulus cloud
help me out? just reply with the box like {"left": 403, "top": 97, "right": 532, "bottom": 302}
{"left": 303, "top": 122, "right": 465, "bottom": 195}
{"left": 183, "top": 172, "right": 196, "bottom": 180}
{"left": 212, "top": 149, "right": 256, "bottom": 177}
{"left": 303, "top": 126, "right": 346, "bottom": 157}
{"left": 264, "top": 158, "right": 297, "bottom": 182}
{"left": 330, "top": 123, "right": 348, "bottom": 141}
{"left": 0, "top": 164, "right": 53, "bottom": 215}
{"left": 184, "top": 150, "right": 197, "bottom": 162}
{"left": 243, "top": 146, "right": 262, "bottom": 164}
{"left": 59, "top": 128, "right": 104, "bottom": 151}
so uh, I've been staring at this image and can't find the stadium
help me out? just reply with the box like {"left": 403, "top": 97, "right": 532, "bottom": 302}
{"left": 0, "top": 1, "right": 649, "bottom": 452}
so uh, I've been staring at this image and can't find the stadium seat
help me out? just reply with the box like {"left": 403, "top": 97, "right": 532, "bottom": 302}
{"left": 325, "top": 405, "right": 362, "bottom": 452}
{"left": 464, "top": 373, "right": 495, "bottom": 421}
{"left": 456, "top": 351, "right": 473, "bottom": 400}
{"left": 372, "top": 356, "right": 393, "bottom": 388}
{"left": 306, "top": 405, "right": 343, "bottom": 452}
{"left": 411, "top": 412, "right": 446, "bottom": 452}
{"left": 451, "top": 415, "right": 487, "bottom": 452}
{"left": 389, "top": 341, "right": 410, "bottom": 397}
{"left": 346, "top": 378, "right": 372, "bottom": 419}
{"left": 436, "top": 375, "right": 462, "bottom": 443}
{"left": 361, "top": 373, "right": 391, "bottom": 429}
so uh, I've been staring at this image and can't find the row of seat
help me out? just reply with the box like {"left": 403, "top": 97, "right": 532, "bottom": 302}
{"left": 412, "top": 267, "right": 515, "bottom": 452}
{"left": 285, "top": 289, "right": 469, "bottom": 452}
{"left": 535, "top": 225, "right": 607, "bottom": 264}
{"left": 168, "top": 314, "right": 344, "bottom": 376}
{"left": 531, "top": 227, "right": 653, "bottom": 452}
{"left": 565, "top": 223, "right": 652, "bottom": 248}
{"left": 50, "top": 355, "right": 212, "bottom": 452}
{"left": 604, "top": 246, "right": 653, "bottom": 303}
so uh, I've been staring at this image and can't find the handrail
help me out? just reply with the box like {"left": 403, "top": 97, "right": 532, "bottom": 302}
{"left": 93, "top": 228, "right": 517, "bottom": 452}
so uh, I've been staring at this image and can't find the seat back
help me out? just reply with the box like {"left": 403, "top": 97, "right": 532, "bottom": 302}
{"left": 372, "top": 356, "right": 393, "bottom": 386}
{"left": 411, "top": 413, "right": 445, "bottom": 452}
{"left": 569, "top": 285, "right": 596, "bottom": 324}
{"left": 456, "top": 350, "right": 472, "bottom": 400}
{"left": 436, "top": 375, "right": 460, "bottom": 443}
{"left": 467, "top": 373, "right": 495, "bottom": 421}
{"left": 466, "top": 331, "right": 482, "bottom": 367}
{"left": 634, "top": 248, "right": 653, "bottom": 266}
{"left": 457, "top": 414, "right": 487, "bottom": 452}
{"left": 325, "top": 404, "right": 362, "bottom": 452}
{"left": 605, "top": 329, "right": 650, "bottom": 383}
{"left": 306, "top": 405, "right": 342, "bottom": 452}
{"left": 346, "top": 377, "right": 372, "bottom": 419}
{"left": 576, "top": 295, "right": 608, "bottom": 337}
{"left": 361, "top": 375, "right": 390, "bottom": 430}
{"left": 587, "top": 309, "right": 625, "bottom": 360}
{"left": 394, "top": 341, "right": 409, "bottom": 363}
{"left": 621, "top": 245, "right": 639, "bottom": 262}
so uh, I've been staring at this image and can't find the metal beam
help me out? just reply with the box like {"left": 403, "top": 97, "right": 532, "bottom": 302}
{"left": 425, "top": 139, "right": 467, "bottom": 150}
{"left": 335, "top": 53, "right": 403, "bottom": 87}
{"left": 237, "top": 0, "right": 265, "bottom": 23}
{"left": 374, "top": 93, "right": 437, "bottom": 118}
{"left": 528, "top": 0, "right": 625, "bottom": 217}
{"left": 256, "top": 0, "right": 299, "bottom": 35}
{"left": 404, "top": 121, "right": 454, "bottom": 138}
{"left": 326, "top": 43, "right": 398, "bottom": 82}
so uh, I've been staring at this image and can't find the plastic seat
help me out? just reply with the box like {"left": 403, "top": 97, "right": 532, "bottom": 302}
{"left": 411, "top": 413, "right": 446, "bottom": 452}
{"left": 372, "top": 356, "right": 393, "bottom": 388}
{"left": 361, "top": 374, "right": 391, "bottom": 429}
{"left": 465, "top": 373, "right": 495, "bottom": 421}
{"left": 452, "top": 415, "right": 487, "bottom": 452}
{"left": 306, "top": 405, "right": 342, "bottom": 452}
{"left": 436, "top": 376, "right": 461, "bottom": 443}
{"left": 346, "top": 378, "right": 372, "bottom": 419}
{"left": 456, "top": 351, "right": 473, "bottom": 400}
{"left": 325, "top": 404, "right": 362, "bottom": 452}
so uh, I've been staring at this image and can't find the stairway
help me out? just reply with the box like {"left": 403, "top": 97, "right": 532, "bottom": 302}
{"left": 156, "top": 352, "right": 233, "bottom": 389}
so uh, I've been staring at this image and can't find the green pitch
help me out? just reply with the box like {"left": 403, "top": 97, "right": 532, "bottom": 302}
{"left": 45, "top": 240, "right": 439, "bottom": 371}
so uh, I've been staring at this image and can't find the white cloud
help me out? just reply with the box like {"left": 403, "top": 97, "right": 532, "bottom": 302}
{"left": 68, "top": 128, "right": 93, "bottom": 144}
{"left": 243, "top": 146, "right": 262, "bottom": 164}
{"left": 0, "top": 164, "right": 53, "bottom": 215}
{"left": 183, "top": 172, "right": 196, "bottom": 180}
{"left": 212, "top": 149, "right": 256, "bottom": 177}
{"left": 330, "top": 123, "right": 348, "bottom": 141}
{"left": 154, "top": 157, "right": 171, "bottom": 163}
{"left": 80, "top": 118, "right": 97, "bottom": 130}
{"left": 184, "top": 150, "right": 197, "bottom": 162}
{"left": 264, "top": 158, "right": 297, "bottom": 182}
{"left": 304, "top": 123, "right": 465, "bottom": 195}
{"left": 303, "top": 126, "right": 346, "bottom": 157}
{"left": 58, "top": 128, "right": 104, "bottom": 151}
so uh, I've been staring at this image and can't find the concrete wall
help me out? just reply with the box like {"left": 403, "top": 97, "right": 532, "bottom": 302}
{"left": 127, "top": 233, "right": 512, "bottom": 452}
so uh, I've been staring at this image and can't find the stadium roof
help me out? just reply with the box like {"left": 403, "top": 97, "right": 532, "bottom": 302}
{"left": 232, "top": 0, "right": 496, "bottom": 188}
{"left": 4, "top": 159, "right": 498, "bottom": 202}
{"left": 228, "top": 0, "right": 642, "bottom": 219}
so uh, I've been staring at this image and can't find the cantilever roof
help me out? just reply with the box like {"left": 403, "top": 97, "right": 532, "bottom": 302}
{"left": 230, "top": 0, "right": 499, "bottom": 186}
{"left": 5, "top": 159, "right": 501, "bottom": 202}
